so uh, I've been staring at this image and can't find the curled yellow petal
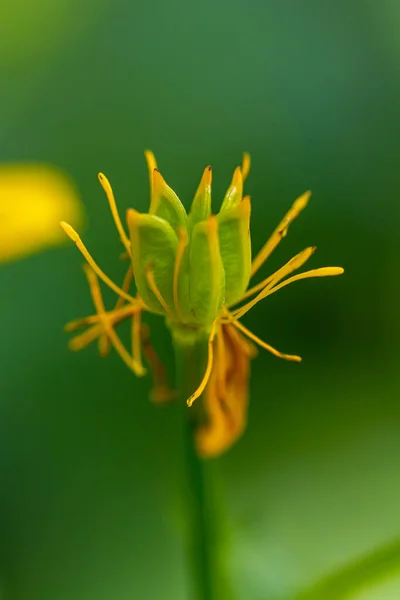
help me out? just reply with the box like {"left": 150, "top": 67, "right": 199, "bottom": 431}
{"left": 195, "top": 324, "right": 253, "bottom": 458}
{"left": 0, "top": 164, "right": 83, "bottom": 263}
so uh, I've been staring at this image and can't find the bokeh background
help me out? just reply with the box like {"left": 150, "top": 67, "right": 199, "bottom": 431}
{"left": 1, "top": 1, "right": 400, "bottom": 599}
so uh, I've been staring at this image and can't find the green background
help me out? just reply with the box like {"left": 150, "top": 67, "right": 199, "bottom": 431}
{"left": 1, "top": 1, "right": 399, "bottom": 598}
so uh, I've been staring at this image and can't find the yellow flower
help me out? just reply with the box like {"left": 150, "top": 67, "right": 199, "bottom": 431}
{"left": 0, "top": 164, "right": 83, "bottom": 263}
{"left": 61, "top": 152, "right": 343, "bottom": 457}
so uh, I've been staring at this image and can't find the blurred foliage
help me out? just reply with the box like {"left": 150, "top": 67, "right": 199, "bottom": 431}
{"left": 0, "top": 0, "right": 399, "bottom": 599}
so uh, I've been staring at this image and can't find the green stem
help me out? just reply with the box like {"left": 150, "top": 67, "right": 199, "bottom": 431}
{"left": 174, "top": 334, "right": 227, "bottom": 600}
{"left": 184, "top": 417, "right": 219, "bottom": 600}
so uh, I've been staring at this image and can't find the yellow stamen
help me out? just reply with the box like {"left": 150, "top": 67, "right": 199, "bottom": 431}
{"left": 241, "top": 152, "right": 251, "bottom": 182}
{"left": 173, "top": 227, "right": 188, "bottom": 322}
{"left": 251, "top": 191, "right": 311, "bottom": 277}
{"left": 116, "top": 265, "right": 134, "bottom": 308}
{"left": 187, "top": 322, "right": 217, "bottom": 407}
{"left": 66, "top": 304, "right": 134, "bottom": 332}
{"left": 66, "top": 266, "right": 135, "bottom": 334}
{"left": 98, "top": 173, "right": 131, "bottom": 255}
{"left": 66, "top": 314, "right": 104, "bottom": 332}
{"left": 84, "top": 265, "right": 143, "bottom": 375}
{"left": 100, "top": 264, "right": 135, "bottom": 357}
{"left": 132, "top": 308, "right": 146, "bottom": 376}
{"left": 235, "top": 246, "right": 316, "bottom": 305}
{"left": 69, "top": 323, "right": 103, "bottom": 351}
{"left": 265, "top": 266, "right": 344, "bottom": 295}
{"left": 232, "top": 319, "right": 302, "bottom": 362}
{"left": 232, "top": 266, "right": 344, "bottom": 321}
{"left": 68, "top": 304, "right": 138, "bottom": 350}
{"left": 60, "top": 221, "right": 136, "bottom": 304}
{"left": 144, "top": 150, "right": 158, "bottom": 196}
{"left": 145, "top": 264, "right": 175, "bottom": 321}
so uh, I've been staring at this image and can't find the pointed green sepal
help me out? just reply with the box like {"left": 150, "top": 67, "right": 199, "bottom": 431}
{"left": 127, "top": 209, "right": 178, "bottom": 314}
{"left": 189, "top": 216, "right": 225, "bottom": 325}
{"left": 149, "top": 169, "right": 187, "bottom": 231}
{"left": 219, "top": 166, "right": 243, "bottom": 213}
{"left": 217, "top": 195, "right": 251, "bottom": 305}
{"left": 187, "top": 166, "right": 212, "bottom": 231}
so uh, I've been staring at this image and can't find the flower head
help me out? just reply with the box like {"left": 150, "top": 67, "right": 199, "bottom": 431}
{"left": 61, "top": 152, "right": 343, "bottom": 457}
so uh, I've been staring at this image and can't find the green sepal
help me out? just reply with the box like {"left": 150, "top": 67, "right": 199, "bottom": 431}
{"left": 217, "top": 196, "right": 251, "bottom": 305}
{"left": 219, "top": 166, "right": 243, "bottom": 213}
{"left": 149, "top": 169, "right": 187, "bottom": 231}
{"left": 189, "top": 217, "right": 225, "bottom": 325}
{"left": 127, "top": 209, "right": 177, "bottom": 314}
{"left": 187, "top": 166, "right": 212, "bottom": 232}
{"left": 174, "top": 242, "right": 192, "bottom": 323}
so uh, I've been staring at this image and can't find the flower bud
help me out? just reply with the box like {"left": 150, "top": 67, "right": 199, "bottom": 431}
{"left": 126, "top": 164, "right": 251, "bottom": 328}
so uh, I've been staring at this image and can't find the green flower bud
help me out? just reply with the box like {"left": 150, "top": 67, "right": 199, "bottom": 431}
{"left": 125, "top": 160, "right": 250, "bottom": 329}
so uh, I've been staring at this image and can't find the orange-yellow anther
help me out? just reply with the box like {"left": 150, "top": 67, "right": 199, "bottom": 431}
{"left": 98, "top": 172, "right": 131, "bottom": 255}
{"left": 241, "top": 152, "right": 251, "bottom": 182}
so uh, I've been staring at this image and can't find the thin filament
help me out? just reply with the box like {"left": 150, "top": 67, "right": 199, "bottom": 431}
{"left": 132, "top": 309, "right": 146, "bottom": 376}
{"left": 233, "top": 246, "right": 316, "bottom": 306}
{"left": 145, "top": 264, "right": 175, "bottom": 320}
{"left": 66, "top": 314, "right": 106, "bottom": 332}
{"left": 98, "top": 173, "right": 131, "bottom": 255}
{"left": 69, "top": 323, "right": 104, "bottom": 351}
{"left": 232, "top": 319, "right": 302, "bottom": 362}
{"left": 68, "top": 304, "right": 137, "bottom": 350}
{"left": 60, "top": 222, "right": 136, "bottom": 304}
{"left": 101, "top": 264, "right": 134, "bottom": 356}
{"left": 115, "top": 264, "right": 134, "bottom": 309}
{"left": 187, "top": 322, "right": 217, "bottom": 407}
{"left": 65, "top": 298, "right": 136, "bottom": 333}
{"left": 233, "top": 266, "right": 344, "bottom": 321}
{"left": 84, "top": 265, "right": 142, "bottom": 374}
{"left": 250, "top": 191, "right": 311, "bottom": 277}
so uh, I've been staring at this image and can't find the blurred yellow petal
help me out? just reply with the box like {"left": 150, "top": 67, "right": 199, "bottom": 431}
{"left": 0, "top": 164, "right": 83, "bottom": 263}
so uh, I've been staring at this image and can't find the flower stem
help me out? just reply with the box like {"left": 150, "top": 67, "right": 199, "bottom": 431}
{"left": 173, "top": 333, "right": 229, "bottom": 600}
{"left": 184, "top": 416, "right": 220, "bottom": 600}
